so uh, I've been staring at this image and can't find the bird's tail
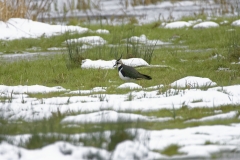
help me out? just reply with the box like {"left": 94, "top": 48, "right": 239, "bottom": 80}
{"left": 141, "top": 74, "right": 152, "bottom": 80}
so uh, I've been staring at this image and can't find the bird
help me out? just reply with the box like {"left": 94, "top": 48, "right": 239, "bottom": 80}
{"left": 113, "top": 55, "right": 152, "bottom": 81}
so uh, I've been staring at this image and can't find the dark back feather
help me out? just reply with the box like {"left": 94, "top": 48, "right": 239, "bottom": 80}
{"left": 121, "top": 64, "right": 152, "bottom": 80}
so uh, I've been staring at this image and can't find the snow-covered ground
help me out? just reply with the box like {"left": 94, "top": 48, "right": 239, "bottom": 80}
{"left": 1, "top": 17, "right": 240, "bottom": 41}
{"left": 1, "top": 77, "right": 240, "bottom": 121}
{"left": 1, "top": 2, "right": 240, "bottom": 159}
{"left": 1, "top": 76, "right": 240, "bottom": 159}
{"left": 2, "top": 124, "right": 240, "bottom": 160}
{"left": 34, "top": 0, "right": 239, "bottom": 25}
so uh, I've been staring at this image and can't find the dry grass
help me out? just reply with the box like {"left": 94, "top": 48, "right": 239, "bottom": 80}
{"left": 29, "top": 0, "right": 52, "bottom": 21}
{"left": 0, "top": 0, "right": 28, "bottom": 21}
{"left": 0, "top": 0, "right": 51, "bottom": 22}
{"left": 0, "top": 0, "right": 237, "bottom": 23}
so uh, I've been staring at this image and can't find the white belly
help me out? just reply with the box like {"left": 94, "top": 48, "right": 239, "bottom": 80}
{"left": 118, "top": 70, "right": 132, "bottom": 81}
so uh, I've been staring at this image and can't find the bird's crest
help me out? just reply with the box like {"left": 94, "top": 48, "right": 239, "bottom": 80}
{"left": 117, "top": 54, "right": 122, "bottom": 61}
{"left": 113, "top": 54, "right": 123, "bottom": 67}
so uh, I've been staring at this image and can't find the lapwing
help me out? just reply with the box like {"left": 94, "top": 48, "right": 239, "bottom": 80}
{"left": 113, "top": 55, "right": 152, "bottom": 81}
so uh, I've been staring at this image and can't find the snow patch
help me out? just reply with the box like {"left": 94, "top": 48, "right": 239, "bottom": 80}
{"left": 231, "top": 19, "right": 240, "bottom": 26}
{"left": 170, "top": 76, "right": 217, "bottom": 88}
{"left": 125, "top": 34, "right": 171, "bottom": 45}
{"left": 185, "top": 111, "right": 238, "bottom": 123}
{"left": 81, "top": 58, "right": 149, "bottom": 69}
{"left": 0, "top": 85, "right": 67, "bottom": 94}
{"left": 117, "top": 83, "right": 142, "bottom": 89}
{"left": 193, "top": 21, "right": 219, "bottom": 29}
{"left": 164, "top": 21, "right": 191, "bottom": 29}
{"left": 64, "top": 36, "right": 106, "bottom": 46}
{"left": 61, "top": 110, "right": 172, "bottom": 124}
{"left": 0, "top": 18, "right": 88, "bottom": 40}
{"left": 95, "top": 29, "right": 109, "bottom": 34}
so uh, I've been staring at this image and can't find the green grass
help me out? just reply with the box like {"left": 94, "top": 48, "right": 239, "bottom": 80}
{"left": 1, "top": 16, "right": 240, "bottom": 155}
{"left": 160, "top": 144, "right": 185, "bottom": 156}
{"left": 27, "top": 91, "right": 67, "bottom": 99}
{"left": 2, "top": 18, "right": 240, "bottom": 89}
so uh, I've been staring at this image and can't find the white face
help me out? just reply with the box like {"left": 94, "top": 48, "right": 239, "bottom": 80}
{"left": 114, "top": 60, "right": 122, "bottom": 68}
{"left": 117, "top": 63, "right": 122, "bottom": 67}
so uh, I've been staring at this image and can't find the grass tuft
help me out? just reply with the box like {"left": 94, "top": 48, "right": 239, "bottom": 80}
{"left": 160, "top": 144, "right": 184, "bottom": 156}
{"left": 227, "top": 29, "right": 240, "bottom": 62}
{"left": 108, "top": 129, "right": 135, "bottom": 151}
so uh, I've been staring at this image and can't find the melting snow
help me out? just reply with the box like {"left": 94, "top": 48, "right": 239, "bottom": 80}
{"left": 193, "top": 21, "right": 219, "bottom": 29}
{"left": 117, "top": 83, "right": 143, "bottom": 89}
{"left": 112, "top": 140, "right": 165, "bottom": 160}
{"left": 64, "top": 36, "right": 107, "bottom": 46}
{"left": 61, "top": 110, "right": 172, "bottom": 124}
{"left": 125, "top": 34, "right": 171, "bottom": 45}
{"left": 81, "top": 59, "right": 115, "bottom": 69}
{"left": 164, "top": 21, "right": 192, "bottom": 29}
{"left": 95, "top": 29, "right": 109, "bottom": 34}
{"left": 81, "top": 58, "right": 149, "bottom": 69}
{"left": 232, "top": 19, "right": 240, "bottom": 26}
{"left": 1, "top": 78, "right": 239, "bottom": 122}
{"left": 2, "top": 124, "right": 240, "bottom": 160}
{"left": 170, "top": 76, "right": 217, "bottom": 88}
{"left": 0, "top": 18, "right": 88, "bottom": 40}
{"left": 0, "top": 5, "right": 240, "bottom": 159}
{"left": 0, "top": 141, "right": 110, "bottom": 160}
{"left": 0, "top": 85, "right": 67, "bottom": 94}
{"left": 185, "top": 111, "right": 238, "bottom": 123}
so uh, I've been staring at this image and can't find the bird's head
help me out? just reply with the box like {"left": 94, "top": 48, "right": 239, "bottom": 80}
{"left": 113, "top": 54, "right": 123, "bottom": 67}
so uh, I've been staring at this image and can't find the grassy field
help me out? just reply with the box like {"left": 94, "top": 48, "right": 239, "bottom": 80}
{"left": 1, "top": 18, "right": 240, "bottom": 89}
{"left": 0, "top": 15, "right": 240, "bottom": 157}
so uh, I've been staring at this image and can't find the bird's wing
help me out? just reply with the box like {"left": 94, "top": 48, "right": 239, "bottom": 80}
{"left": 121, "top": 65, "right": 143, "bottom": 79}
